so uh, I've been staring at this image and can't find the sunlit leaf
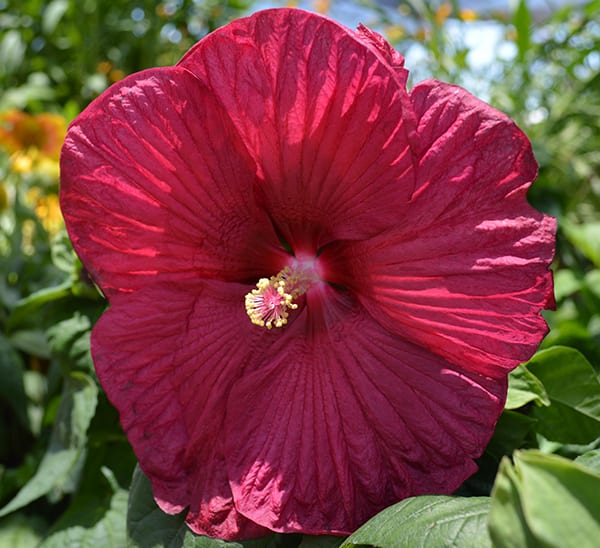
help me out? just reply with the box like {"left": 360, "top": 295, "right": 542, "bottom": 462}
{"left": 42, "top": 0, "right": 70, "bottom": 35}
{"left": 487, "top": 456, "right": 537, "bottom": 548}
{"left": 575, "top": 450, "right": 600, "bottom": 474}
{"left": 0, "top": 514, "right": 47, "bottom": 548}
{"left": 489, "top": 450, "right": 600, "bottom": 548}
{"left": 341, "top": 496, "right": 491, "bottom": 548}
{"left": 506, "top": 364, "right": 550, "bottom": 410}
{"left": 525, "top": 346, "right": 600, "bottom": 444}
{"left": 0, "top": 30, "right": 26, "bottom": 76}
{"left": 562, "top": 221, "right": 600, "bottom": 268}
{"left": 553, "top": 269, "right": 581, "bottom": 302}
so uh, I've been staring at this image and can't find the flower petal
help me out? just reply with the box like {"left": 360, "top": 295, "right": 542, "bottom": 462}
{"left": 60, "top": 66, "right": 285, "bottom": 296}
{"left": 179, "top": 8, "right": 416, "bottom": 252}
{"left": 355, "top": 24, "right": 409, "bottom": 85}
{"left": 91, "top": 280, "right": 270, "bottom": 539}
{"left": 324, "top": 80, "right": 555, "bottom": 376}
{"left": 225, "top": 286, "right": 504, "bottom": 535}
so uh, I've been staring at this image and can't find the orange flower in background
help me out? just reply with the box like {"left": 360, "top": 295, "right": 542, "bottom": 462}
{"left": 0, "top": 110, "right": 67, "bottom": 176}
{"left": 0, "top": 110, "right": 66, "bottom": 159}
{"left": 0, "top": 110, "right": 67, "bottom": 238}
{"left": 434, "top": 3, "right": 452, "bottom": 26}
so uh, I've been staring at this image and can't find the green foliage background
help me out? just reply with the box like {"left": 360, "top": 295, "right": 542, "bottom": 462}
{"left": 1, "top": 0, "right": 599, "bottom": 546}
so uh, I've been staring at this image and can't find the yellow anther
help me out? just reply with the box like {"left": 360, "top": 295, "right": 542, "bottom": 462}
{"left": 245, "top": 265, "right": 316, "bottom": 329}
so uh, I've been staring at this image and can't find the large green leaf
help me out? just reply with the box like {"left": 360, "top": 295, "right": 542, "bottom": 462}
{"left": 487, "top": 457, "right": 537, "bottom": 548}
{"left": 341, "top": 496, "right": 491, "bottom": 548}
{"left": 524, "top": 346, "right": 600, "bottom": 444}
{"left": 126, "top": 465, "right": 284, "bottom": 548}
{"left": 0, "top": 372, "right": 98, "bottom": 517}
{"left": 489, "top": 450, "right": 600, "bottom": 548}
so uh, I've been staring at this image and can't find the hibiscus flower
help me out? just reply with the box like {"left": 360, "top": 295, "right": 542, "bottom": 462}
{"left": 59, "top": 8, "right": 556, "bottom": 541}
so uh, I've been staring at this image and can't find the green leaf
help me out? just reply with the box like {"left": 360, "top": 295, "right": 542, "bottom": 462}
{"left": 513, "top": 0, "right": 531, "bottom": 62}
{"left": 575, "top": 450, "right": 600, "bottom": 474}
{"left": 506, "top": 364, "right": 550, "bottom": 409}
{"left": 540, "top": 321, "right": 600, "bottom": 369}
{"left": 0, "top": 30, "right": 26, "bottom": 76}
{"left": 6, "top": 281, "right": 72, "bottom": 333}
{"left": 487, "top": 456, "right": 538, "bottom": 548}
{"left": 6, "top": 282, "right": 103, "bottom": 359}
{"left": 0, "top": 372, "right": 98, "bottom": 517}
{"left": 341, "top": 496, "right": 491, "bottom": 548}
{"left": 42, "top": 0, "right": 70, "bottom": 35}
{"left": 485, "top": 410, "right": 537, "bottom": 461}
{"left": 562, "top": 221, "right": 600, "bottom": 268}
{"left": 553, "top": 268, "right": 582, "bottom": 302}
{"left": 40, "top": 469, "right": 128, "bottom": 548}
{"left": 525, "top": 346, "right": 600, "bottom": 444}
{"left": 47, "top": 313, "right": 94, "bottom": 373}
{"left": 126, "top": 465, "right": 282, "bottom": 548}
{"left": 50, "top": 231, "right": 77, "bottom": 274}
{"left": 8, "top": 329, "right": 52, "bottom": 359}
{"left": 0, "top": 514, "right": 47, "bottom": 548}
{"left": 489, "top": 450, "right": 600, "bottom": 548}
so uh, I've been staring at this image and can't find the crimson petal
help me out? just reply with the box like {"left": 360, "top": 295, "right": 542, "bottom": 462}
{"left": 225, "top": 286, "right": 504, "bottom": 534}
{"left": 178, "top": 9, "right": 416, "bottom": 253}
{"left": 60, "top": 66, "right": 285, "bottom": 296}
{"left": 92, "top": 280, "right": 270, "bottom": 539}
{"left": 325, "top": 80, "right": 556, "bottom": 377}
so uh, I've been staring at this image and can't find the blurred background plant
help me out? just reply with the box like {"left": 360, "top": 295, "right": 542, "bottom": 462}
{"left": 1, "top": 1, "right": 599, "bottom": 546}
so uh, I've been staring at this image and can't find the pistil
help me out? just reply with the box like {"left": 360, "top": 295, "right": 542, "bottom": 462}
{"left": 245, "top": 263, "right": 318, "bottom": 329}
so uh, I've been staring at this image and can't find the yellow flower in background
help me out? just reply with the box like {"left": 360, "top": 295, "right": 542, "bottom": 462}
{"left": 25, "top": 188, "right": 64, "bottom": 237}
{"left": 385, "top": 24, "right": 405, "bottom": 43}
{"left": 459, "top": 9, "right": 478, "bottom": 22}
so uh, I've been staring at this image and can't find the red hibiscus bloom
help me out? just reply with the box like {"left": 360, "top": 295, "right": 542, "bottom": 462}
{"left": 59, "top": 8, "right": 556, "bottom": 541}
